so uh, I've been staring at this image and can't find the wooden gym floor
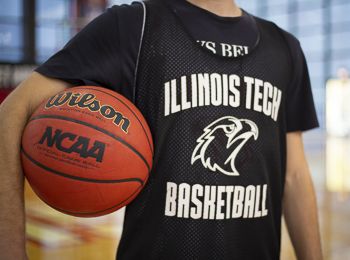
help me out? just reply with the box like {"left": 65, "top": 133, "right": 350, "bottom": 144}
{"left": 25, "top": 131, "right": 350, "bottom": 260}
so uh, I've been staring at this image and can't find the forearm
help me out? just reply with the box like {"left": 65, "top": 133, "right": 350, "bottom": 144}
{"left": 0, "top": 72, "right": 70, "bottom": 259}
{"left": 283, "top": 168, "right": 323, "bottom": 260}
{"left": 0, "top": 90, "right": 31, "bottom": 260}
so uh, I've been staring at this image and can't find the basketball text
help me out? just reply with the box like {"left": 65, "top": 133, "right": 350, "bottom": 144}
{"left": 164, "top": 74, "right": 282, "bottom": 122}
{"left": 39, "top": 126, "right": 106, "bottom": 162}
{"left": 164, "top": 182, "right": 268, "bottom": 220}
{"left": 45, "top": 92, "right": 130, "bottom": 133}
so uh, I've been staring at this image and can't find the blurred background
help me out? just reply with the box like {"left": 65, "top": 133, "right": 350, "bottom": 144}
{"left": 0, "top": 0, "right": 350, "bottom": 259}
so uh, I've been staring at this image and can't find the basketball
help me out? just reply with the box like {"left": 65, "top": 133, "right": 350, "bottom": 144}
{"left": 21, "top": 86, "right": 153, "bottom": 217}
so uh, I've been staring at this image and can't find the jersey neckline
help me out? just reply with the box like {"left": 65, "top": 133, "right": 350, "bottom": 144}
{"left": 174, "top": 0, "right": 244, "bottom": 23}
{"left": 163, "top": 1, "right": 262, "bottom": 61}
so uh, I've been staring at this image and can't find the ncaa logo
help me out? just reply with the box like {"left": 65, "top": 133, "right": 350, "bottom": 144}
{"left": 191, "top": 116, "right": 259, "bottom": 176}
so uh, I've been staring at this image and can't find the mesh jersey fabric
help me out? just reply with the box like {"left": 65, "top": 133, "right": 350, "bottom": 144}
{"left": 34, "top": 1, "right": 318, "bottom": 133}
{"left": 116, "top": 1, "right": 305, "bottom": 259}
{"left": 32, "top": 1, "right": 319, "bottom": 258}
{"left": 169, "top": 0, "right": 260, "bottom": 55}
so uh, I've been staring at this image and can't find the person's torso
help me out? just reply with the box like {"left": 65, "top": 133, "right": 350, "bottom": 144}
{"left": 117, "top": 1, "right": 292, "bottom": 259}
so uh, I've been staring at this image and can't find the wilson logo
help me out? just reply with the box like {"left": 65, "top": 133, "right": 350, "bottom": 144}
{"left": 39, "top": 126, "right": 106, "bottom": 162}
{"left": 45, "top": 92, "right": 130, "bottom": 133}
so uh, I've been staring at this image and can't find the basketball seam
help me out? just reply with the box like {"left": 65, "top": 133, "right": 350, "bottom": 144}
{"left": 40, "top": 183, "right": 144, "bottom": 216}
{"left": 21, "top": 148, "right": 145, "bottom": 185}
{"left": 76, "top": 86, "right": 154, "bottom": 155}
{"left": 28, "top": 114, "right": 151, "bottom": 172}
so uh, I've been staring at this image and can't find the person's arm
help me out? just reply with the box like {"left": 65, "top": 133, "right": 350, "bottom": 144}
{"left": 0, "top": 72, "right": 71, "bottom": 260}
{"left": 283, "top": 131, "right": 323, "bottom": 260}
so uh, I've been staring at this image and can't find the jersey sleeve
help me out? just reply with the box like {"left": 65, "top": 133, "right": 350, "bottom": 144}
{"left": 35, "top": 3, "right": 143, "bottom": 101}
{"left": 284, "top": 36, "right": 319, "bottom": 132}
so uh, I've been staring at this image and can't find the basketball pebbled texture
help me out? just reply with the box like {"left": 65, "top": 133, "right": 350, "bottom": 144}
{"left": 21, "top": 86, "right": 153, "bottom": 217}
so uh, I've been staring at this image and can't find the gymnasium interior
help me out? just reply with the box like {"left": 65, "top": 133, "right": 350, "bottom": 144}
{"left": 1, "top": 0, "right": 350, "bottom": 259}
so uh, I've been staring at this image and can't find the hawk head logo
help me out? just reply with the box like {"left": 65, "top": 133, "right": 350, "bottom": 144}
{"left": 191, "top": 116, "right": 258, "bottom": 176}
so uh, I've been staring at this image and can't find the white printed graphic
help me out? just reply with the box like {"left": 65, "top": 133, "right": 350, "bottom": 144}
{"left": 191, "top": 116, "right": 258, "bottom": 176}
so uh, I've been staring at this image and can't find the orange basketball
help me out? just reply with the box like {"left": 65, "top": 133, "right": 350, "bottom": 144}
{"left": 21, "top": 86, "right": 153, "bottom": 217}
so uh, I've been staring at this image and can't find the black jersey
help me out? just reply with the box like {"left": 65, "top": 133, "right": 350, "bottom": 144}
{"left": 117, "top": 1, "right": 316, "bottom": 259}
{"left": 35, "top": 1, "right": 319, "bottom": 259}
{"left": 170, "top": 0, "right": 259, "bottom": 57}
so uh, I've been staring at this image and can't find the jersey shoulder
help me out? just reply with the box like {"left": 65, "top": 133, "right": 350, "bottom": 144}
{"left": 110, "top": 1, "right": 144, "bottom": 46}
{"left": 109, "top": 1, "right": 144, "bottom": 17}
{"left": 253, "top": 15, "right": 301, "bottom": 51}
